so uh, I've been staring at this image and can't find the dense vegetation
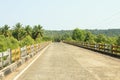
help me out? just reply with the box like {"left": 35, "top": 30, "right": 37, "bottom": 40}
{"left": 88, "top": 29, "right": 120, "bottom": 37}
{"left": 0, "top": 23, "right": 120, "bottom": 52}
{"left": 44, "top": 30, "right": 72, "bottom": 42}
{"left": 0, "top": 23, "right": 50, "bottom": 52}
{"left": 71, "top": 28, "right": 119, "bottom": 44}
{"left": 45, "top": 29, "right": 120, "bottom": 45}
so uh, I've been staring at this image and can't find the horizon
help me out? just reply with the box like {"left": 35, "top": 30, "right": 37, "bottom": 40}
{"left": 45, "top": 28, "right": 120, "bottom": 31}
{"left": 0, "top": 22, "right": 120, "bottom": 30}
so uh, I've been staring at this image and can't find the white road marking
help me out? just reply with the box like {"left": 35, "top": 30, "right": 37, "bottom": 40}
{"left": 13, "top": 45, "right": 50, "bottom": 80}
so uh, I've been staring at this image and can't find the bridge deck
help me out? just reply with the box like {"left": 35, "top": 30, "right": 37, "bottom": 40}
{"left": 14, "top": 43, "right": 120, "bottom": 80}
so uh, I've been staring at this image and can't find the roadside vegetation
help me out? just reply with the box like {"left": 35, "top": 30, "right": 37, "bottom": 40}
{"left": 71, "top": 28, "right": 120, "bottom": 45}
{"left": 0, "top": 23, "right": 120, "bottom": 52}
{"left": 45, "top": 28, "right": 120, "bottom": 46}
{"left": 0, "top": 23, "right": 51, "bottom": 52}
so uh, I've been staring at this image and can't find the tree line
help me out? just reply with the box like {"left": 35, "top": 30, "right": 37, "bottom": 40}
{"left": 44, "top": 30, "right": 72, "bottom": 42}
{"left": 88, "top": 29, "right": 120, "bottom": 37}
{"left": 68, "top": 28, "right": 120, "bottom": 46}
{"left": 44, "top": 28, "right": 120, "bottom": 46}
{"left": 0, "top": 23, "right": 50, "bottom": 52}
{"left": 0, "top": 23, "right": 120, "bottom": 52}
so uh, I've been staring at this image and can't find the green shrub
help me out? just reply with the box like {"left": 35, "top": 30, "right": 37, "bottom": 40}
{"left": 42, "top": 37, "right": 52, "bottom": 41}
{"left": 0, "top": 35, "right": 7, "bottom": 52}
{"left": 117, "top": 36, "right": 120, "bottom": 46}
{"left": 7, "top": 37, "right": 19, "bottom": 49}
{"left": 20, "top": 35, "right": 34, "bottom": 47}
{"left": 35, "top": 38, "right": 41, "bottom": 43}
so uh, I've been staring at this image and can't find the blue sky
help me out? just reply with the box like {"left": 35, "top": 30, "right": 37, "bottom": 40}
{"left": 0, "top": 0, "right": 120, "bottom": 30}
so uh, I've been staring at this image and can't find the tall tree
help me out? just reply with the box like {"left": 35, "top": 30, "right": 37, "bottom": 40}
{"left": 84, "top": 31, "right": 95, "bottom": 43}
{"left": 12, "top": 23, "right": 26, "bottom": 41}
{"left": 95, "top": 34, "right": 107, "bottom": 43}
{"left": 1, "top": 24, "right": 11, "bottom": 37}
{"left": 32, "top": 25, "right": 43, "bottom": 40}
{"left": 72, "top": 28, "right": 85, "bottom": 41}
{"left": 25, "top": 25, "right": 32, "bottom": 36}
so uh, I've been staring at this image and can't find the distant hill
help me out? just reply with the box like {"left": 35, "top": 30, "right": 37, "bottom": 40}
{"left": 44, "top": 29, "right": 120, "bottom": 37}
{"left": 44, "top": 30, "right": 73, "bottom": 38}
{"left": 87, "top": 29, "right": 120, "bottom": 36}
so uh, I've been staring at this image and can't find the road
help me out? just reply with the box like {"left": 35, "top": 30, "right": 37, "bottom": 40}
{"left": 15, "top": 43, "right": 120, "bottom": 80}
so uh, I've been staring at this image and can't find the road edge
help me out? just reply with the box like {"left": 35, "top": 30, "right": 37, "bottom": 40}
{"left": 13, "top": 44, "right": 50, "bottom": 80}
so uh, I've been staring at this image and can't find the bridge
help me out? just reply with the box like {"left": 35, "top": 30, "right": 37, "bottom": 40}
{"left": 5, "top": 43, "right": 120, "bottom": 80}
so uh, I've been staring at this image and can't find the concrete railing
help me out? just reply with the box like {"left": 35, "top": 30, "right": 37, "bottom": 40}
{"left": 0, "top": 41, "right": 51, "bottom": 79}
{"left": 64, "top": 41, "right": 120, "bottom": 57}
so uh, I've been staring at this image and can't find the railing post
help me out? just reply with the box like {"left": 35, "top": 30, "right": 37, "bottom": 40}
{"left": 94, "top": 44, "right": 96, "bottom": 50}
{"left": 9, "top": 49, "right": 12, "bottom": 65}
{"left": 104, "top": 44, "right": 105, "bottom": 52}
{"left": 1, "top": 52, "right": 3, "bottom": 68}
{"left": 111, "top": 45, "right": 113, "bottom": 54}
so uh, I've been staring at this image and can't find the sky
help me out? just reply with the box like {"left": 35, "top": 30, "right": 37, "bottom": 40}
{"left": 0, "top": 0, "right": 120, "bottom": 30}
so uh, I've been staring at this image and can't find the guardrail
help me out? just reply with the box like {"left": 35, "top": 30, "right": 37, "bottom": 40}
{"left": 64, "top": 41, "right": 120, "bottom": 57}
{"left": 0, "top": 42, "right": 50, "bottom": 70}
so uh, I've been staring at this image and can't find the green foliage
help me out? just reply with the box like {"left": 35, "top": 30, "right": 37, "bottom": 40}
{"left": 72, "top": 28, "right": 85, "bottom": 41}
{"left": 12, "top": 23, "right": 26, "bottom": 41}
{"left": 0, "top": 35, "right": 8, "bottom": 52}
{"left": 95, "top": 34, "right": 107, "bottom": 43}
{"left": 42, "top": 37, "right": 52, "bottom": 41}
{"left": 106, "top": 37, "right": 117, "bottom": 45}
{"left": 32, "top": 25, "right": 43, "bottom": 40}
{"left": 38, "top": 28, "right": 120, "bottom": 45}
{"left": 117, "top": 36, "right": 120, "bottom": 46}
{"left": 0, "top": 35, "right": 19, "bottom": 52}
{"left": 44, "top": 30, "right": 72, "bottom": 42}
{"left": 0, "top": 25, "right": 11, "bottom": 37}
{"left": 88, "top": 29, "right": 120, "bottom": 37}
{"left": 25, "top": 25, "right": 32, "bottom": 36}
{"left": 54, "top": 37, "right": 61, "bottom": 42}
{"left": 63, "top": 36, "right": 73, "bottom": 41}
{"left": 35, "top": 38, "right": 41, "bottom": 43}
{"left": 0, "top": 23, "right": 47, "bottom": 52}
{"left": 0, "top": 22, "right": 120, "bottom": 52}
{"left": 84, "top": 31, "right": 95, "bottom": 43}
{"left": 56, "top": 28, "right": 118, "bottom": 45}
{"left": 62, "top": 33, "right": 72, "bottom": 40}
{"left": 6, "top": 37, "right": 19, "bottom": 49}
{"left": 20, "top": 36, "right": 34, "bottom": 47}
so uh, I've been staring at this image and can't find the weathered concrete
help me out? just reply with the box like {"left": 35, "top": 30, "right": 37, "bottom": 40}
{"left": 14, "top": 43, "right": 120, "bottom": 80}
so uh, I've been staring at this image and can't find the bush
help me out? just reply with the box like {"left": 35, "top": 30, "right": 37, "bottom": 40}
{"left": 72, "top": 28, "right": 85, "bottom": 41}
{"left": 7, "top": 37, "right": 19, "bottom": 49}
{"left": 0, "top": 35, "right": 19, "bottom": 52}
{"left": 42, "top": 37, "right": 52, "bottom": 41}
{"left": 20, "top": 35, "right": 34, "bottom": 47}
{"left": 0, "top": 35, "right": 7, "bottom": 52}
{"left": 117, "top": 36, "right": 120, "bottom": 46}
{"left": 35, "top": 38, "right": 41, "bottom": 43}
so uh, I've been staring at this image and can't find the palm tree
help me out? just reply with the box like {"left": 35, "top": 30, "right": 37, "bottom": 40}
{"left": 1, "top": 24, "right": 11, "bottom": 37}
{"left": 32, "top": 25, "right": 43, "bottom": 40}
{"left": 12, "top": 23, "right": 26, "bottom": 41}
{"left": 25, "top": 25, "right": 32, "bottom": 36}
{"left": 0, "top": 27, "right": 2, "bottom": 35}
{"left": 38, "top": 25, "right": 43, "bottom": 37}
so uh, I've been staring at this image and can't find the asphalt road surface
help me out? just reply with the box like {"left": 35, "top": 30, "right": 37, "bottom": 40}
{"left": 15, "top": 43, "right": 120, "bottom": 80}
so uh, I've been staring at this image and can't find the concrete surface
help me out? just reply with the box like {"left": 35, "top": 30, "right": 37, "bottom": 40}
{"left": 12, "top": 43, "right": 120, "bottom": 80}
